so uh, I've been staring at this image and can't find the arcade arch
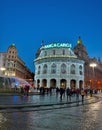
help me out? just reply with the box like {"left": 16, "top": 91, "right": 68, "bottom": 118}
{"left": 70, "top": 79, "right": 76, "bottom": 89}
{"left": 60, "top": 79, "right": 67, "bottom": 89}
{"left": 50, "top": 79, "right": 56, "bottom": 88}
{"left": 42, "top": 79, "right": 47, "bottom": 88}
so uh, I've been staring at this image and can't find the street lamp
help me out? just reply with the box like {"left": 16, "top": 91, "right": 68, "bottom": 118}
{"left": 90, "top": 63, "right": 97, "bottom": 75}
{"left": 90, "top": 63, "right": 97, "bottom": 89}
{"left": 0, "top": 67, "right": 6, "bottom": 76}
{"left": 0, "top": 67, "right": 6, "bottom": 71}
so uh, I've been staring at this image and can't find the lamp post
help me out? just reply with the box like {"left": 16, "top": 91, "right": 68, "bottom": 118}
{"left": 90, "top": 63, "right": 97, "bottom": 89}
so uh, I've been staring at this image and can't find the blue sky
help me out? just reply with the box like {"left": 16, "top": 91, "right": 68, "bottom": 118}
{"left": 0, "top": 0, "right": 102, "bottom": 72}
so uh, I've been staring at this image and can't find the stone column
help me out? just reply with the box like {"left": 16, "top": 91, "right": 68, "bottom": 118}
{"left": 47, "top": 79, "right": 50, "bottom": 88}
{"left": 76, "top": 80, "right": 79, "bottom": 88}
{"left": 56, "top": 79, "right": 60, "bottom": 88}
{"left": 67, "top": 79, "right": 70, "bottom": 88}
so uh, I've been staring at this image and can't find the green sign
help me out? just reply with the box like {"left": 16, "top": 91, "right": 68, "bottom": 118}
{"left": 41, "top": 43, "right": 72, "bottom": 50}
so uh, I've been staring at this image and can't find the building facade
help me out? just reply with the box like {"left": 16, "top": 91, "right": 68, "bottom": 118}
{"left": 34, "top": 43, "right": 84, "bottom": 89}
{"left": 0, "top": 44, "right": 33, "bottom": 81}
{"left": 73, "top": 37, "right": 102, "bottom": 90}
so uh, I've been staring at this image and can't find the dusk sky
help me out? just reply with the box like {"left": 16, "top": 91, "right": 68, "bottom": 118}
{"left": 0, "top": 0, "right": 102, "bottom": 72}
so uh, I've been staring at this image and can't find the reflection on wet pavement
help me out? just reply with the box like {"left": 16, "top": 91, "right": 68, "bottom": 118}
{"left": 0, "top": 94, "right": 102, "bottom": 130}
{"left": 0, "top": 102, "right": 102, "bottom": 130}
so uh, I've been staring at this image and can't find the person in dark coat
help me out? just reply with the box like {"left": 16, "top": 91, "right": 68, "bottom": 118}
{"left": 56, "top": 87, "right": 59, "bottom": 97}
{"left": 60, "top": 87, "right": 64, "bottom": 100}
{"left": 66, "top": 87, "right": 71, "bottom": 102}
{"left": 26, "top": 85, "right": 30, "bottom": 96}
{"left": 21, "top": 86, "right": 24, "bottom": 95}
{"left": 90, "top": 88, "right": 93, "bottom": 97}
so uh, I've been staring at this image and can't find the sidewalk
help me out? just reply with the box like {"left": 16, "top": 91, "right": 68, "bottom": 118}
{"left": 0, "top": 92, "right": 100, "bottom": 109}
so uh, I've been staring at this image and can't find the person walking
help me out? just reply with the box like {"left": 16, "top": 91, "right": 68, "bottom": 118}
{"left": 76, "top": 88, "right": 80, "bottom": 103}
{"left": 56, "top": 87, "right": 59, "bottom": 97}
{"left": 60, "top": 87, "right": 64, "bottom": 100}
{"left": 66, "top": 87, "right": 71, "bottom": 102}
{"left": 80, "top": 88, "right": 85, "bottom": 104}
{"left": 26, "top": 85, "right": 30, "bottom": 96}
{"left": 90, "top": 88, "right": 93, "bottom": 97}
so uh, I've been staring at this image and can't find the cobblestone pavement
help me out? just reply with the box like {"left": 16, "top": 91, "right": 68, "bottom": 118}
{"left": 0, "top": 93, "right": 102, "bottom": 130}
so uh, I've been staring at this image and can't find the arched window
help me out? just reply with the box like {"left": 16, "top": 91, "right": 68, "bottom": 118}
{"left": 44, "top": 51, "right": 47, "bottom": 56}
{"left": 43, "top": 64, "right": 47, "bottom": 74}
{"left": 79, "top": 65, "right": 83, "bottom": 75}
{"left": 62, "top": 49, "right": 65, "bottom": 55}
{"left": 53, "top": 50, "right": 55, "bottom": 55}
{"left": 38, "top": 66, "right": 41, "bottom": 74}
{"left": 71, "top": 64, "right": 75, "bottom": 74}
{"left": 61, "top": 64, "right": 66, "bottom": 74}
{"left": 51, "top": 63, "right": 56, "bottom": 74}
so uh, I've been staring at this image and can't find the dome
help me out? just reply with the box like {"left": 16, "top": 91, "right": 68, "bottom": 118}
{"left": 7, "top": 43, "right": 17, "bottom": 51}
{"left": 35, "top": 43, "right": 77, "bottom": 61}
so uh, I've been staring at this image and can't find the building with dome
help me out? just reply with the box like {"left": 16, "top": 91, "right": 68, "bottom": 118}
{"left": 34, "top": 42, "right": 84, "bottom": 89}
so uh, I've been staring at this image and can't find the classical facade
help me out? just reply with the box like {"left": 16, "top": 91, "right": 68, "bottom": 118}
{"left": 0, "top": 44, "right": 33, "bottom": 80}
{"left": 73, "top": 37, "right": 102, "bottom": 90}
{"left": 34, "top": 43, "right": 84, "bottom": 89}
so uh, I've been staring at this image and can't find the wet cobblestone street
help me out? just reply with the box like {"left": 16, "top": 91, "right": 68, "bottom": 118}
{"left": 0, "top": 94, "right": 102, "bottom": 130}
